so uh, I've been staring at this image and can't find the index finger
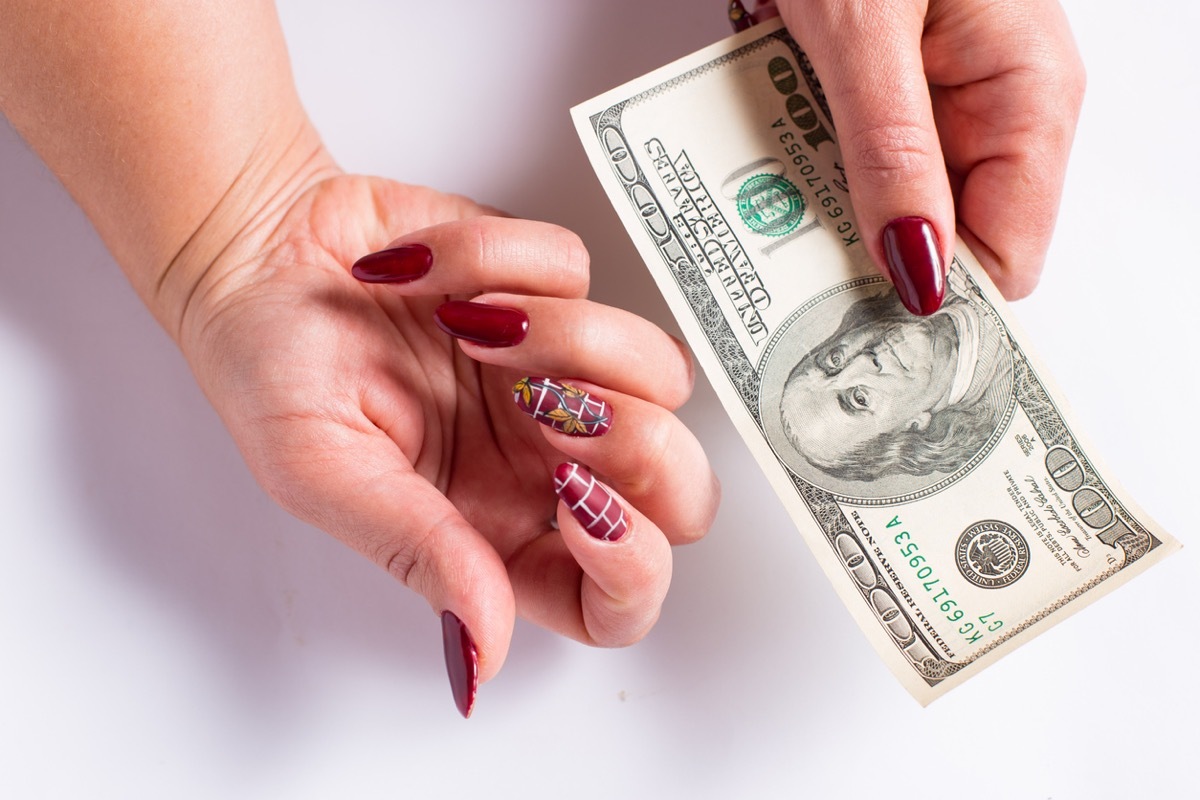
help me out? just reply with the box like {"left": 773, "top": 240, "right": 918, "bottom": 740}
{"left": 351, "top": 216, "right": 591, "bottom": 299}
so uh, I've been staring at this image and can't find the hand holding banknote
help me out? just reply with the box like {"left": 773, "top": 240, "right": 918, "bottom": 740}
{"left": 575, "top": 13, "right": 1175, "bottom": 701}
{"left": 747, "top": 0, "right": 1086, "bottom": 310}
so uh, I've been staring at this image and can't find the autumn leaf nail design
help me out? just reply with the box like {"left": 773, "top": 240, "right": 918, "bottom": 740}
{"left": 513, "top": 377, "right": 612, "bottom": 437}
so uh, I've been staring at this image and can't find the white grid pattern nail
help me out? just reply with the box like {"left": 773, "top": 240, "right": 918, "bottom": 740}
{"left": 553, "top": 463, "right": 628, "bottom": 541}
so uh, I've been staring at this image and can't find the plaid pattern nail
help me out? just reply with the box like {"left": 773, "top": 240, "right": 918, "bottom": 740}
{"left": 513, "top": 377, "right": 612, "bottom": 437}
{"left": 553, "top": 463, "right": 628, "bottom": 542}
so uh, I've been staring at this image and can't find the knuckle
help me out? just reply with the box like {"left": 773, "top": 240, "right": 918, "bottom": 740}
{"left": 666, "top": 335, "right": 696, "bottom": 407}
{"left": 613, "top": 412, "right": 678, "bottom": 496}
{"left": 666, "top": 468, "right": 721, "bottom": 546}
{"left": 846, "top": 121, "right": 936, "bottom": 187}
{"left": 583, "top": 594, "right": 663, "bottom": 648}
{"left": 632, "top": 333, "right": 694, "bottom": 410}
{"left": 1063, "top": 54, "right": 1087, "bottom": 110}
{"left": 381, "top": 515, "right": 438, "bottom": 591}
{"left": 565, "top": 310, "right": 605, "bottom": 368}
{"left": 682, "top": 470, "right": 722, "bottom": 545}
{"left": 463, "top": 216, "right": 499, "bottom": 277}
{"left": 551, "top": 227, "right": 591, "bottom": 295}
{"left": 380, "top": 534, "right": 419, "bottom": 586}
{"left": 997, "top": 265, "right": 1043, "bottom": 301}
{"left": 475, "top": 218, "right": 591, "bottom": 296}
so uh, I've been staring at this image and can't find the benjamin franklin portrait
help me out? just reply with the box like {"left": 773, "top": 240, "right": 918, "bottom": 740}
{"left": 759, "top": 272, "right": 1015, "bottom": 499}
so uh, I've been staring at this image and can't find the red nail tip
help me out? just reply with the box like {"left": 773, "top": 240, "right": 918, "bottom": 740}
{"left": 441, "top": 611, "right": 478, "bottom": 719}
{"left": 728, "top": 1, "right": 757, "bottom": 31}
{"left": 553, "top": 463, "right": 628, "bottom": 542}
{"left": 513, "top": 378, "right": 612, "bottom": 437}
{"left": 434, "top": 301, "right": 529, "bottom": 347}
{"left": 351, "top": 243, "right": 433, "bottom": 283}
{"left": 882, "top": 217, "right": 945, "bottom": 316}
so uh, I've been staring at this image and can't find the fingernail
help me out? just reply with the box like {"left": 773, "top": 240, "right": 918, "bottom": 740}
{"left": 728, "top": 1, "right": 757, "bottom": 31}
{"left": 441, "top": 611, "right": 478, "bottom": 719}
{"left": 882, "top": 217, "right": 945, "bottom": 316}
{"left": 351, "top": 243, "right": 433, "bottom": 284}
{"left": 554, "top": 463, "right": 628, "bottom": 542}
{"left": 513, "top": 377, "right": 612, "bottom": 437}
{"left": 434, "top": 300, "right": 529, "bottom": 347}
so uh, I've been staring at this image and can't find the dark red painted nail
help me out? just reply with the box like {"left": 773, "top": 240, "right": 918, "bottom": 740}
{"left": 434, "top": 300, "right": 529, "bottom": 347}
{"left": 513, "top": 377, "right": 612, "bottom": 437}
{"left": 554, "top": 463, "right": 628, "bottom": 542}
{"left": 351, "top": 243, "right": 433, "bottom": 284}
{"left": 729, "top": 1, "right": 757, "bottom": 31}
{"left": 441, "top": 611, "right": 478, "bottom": 719}
{"left": 882, "top": 217, "right": 945, "bottom": 316}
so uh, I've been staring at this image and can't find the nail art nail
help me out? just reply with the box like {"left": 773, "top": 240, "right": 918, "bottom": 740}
{"left": 553, "top": 463, "right": 628, "bottom": 542}
{"left": 513, "top": 377, "right": 612, "bottom": 437}
{"left": 882, "top": 217, "right": 945, "bottom": 316}
{"left": 351, "top": 243, "right": 433, "bottom": 284}
{"left": 434, "top": 300, "right": 529, "bottom": 347}
{"left": 441, "top": 611, "right": 478, "bottom": 719}
{"left": 728, "top": 1, "right": 757, "bottom": 32}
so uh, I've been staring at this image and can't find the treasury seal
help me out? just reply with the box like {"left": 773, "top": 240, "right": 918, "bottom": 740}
{"left": 736, "top": 173, "right": 806, "bottom": 236}
{"left": 955, "top": 520, "right": 1030, "bottom": 589}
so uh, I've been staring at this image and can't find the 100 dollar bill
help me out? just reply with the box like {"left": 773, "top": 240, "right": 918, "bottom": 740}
{"left": 571, "top": 19, "right": 1179, "bottom": 703}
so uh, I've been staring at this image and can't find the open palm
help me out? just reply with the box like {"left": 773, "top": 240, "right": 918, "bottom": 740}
{"left": 177, "top": 174, "right": 718, "bottom": 714}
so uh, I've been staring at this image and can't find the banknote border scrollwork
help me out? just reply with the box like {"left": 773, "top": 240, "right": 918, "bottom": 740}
{"left": 589, "top": 101, "right": 762, "bottom": 425}
{"left": 919, "top": 252, "right": 1159, "bottom": 565}
{"left": 1010, "top": 356, "right": 1158, "bottom": 564}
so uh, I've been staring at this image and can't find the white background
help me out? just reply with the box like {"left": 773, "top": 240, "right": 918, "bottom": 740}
{"left": 1, "top": 1, "right": 1196, "bottom": 797}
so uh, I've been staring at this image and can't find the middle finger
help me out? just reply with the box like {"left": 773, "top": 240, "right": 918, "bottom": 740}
{"left": 435, "top": 292, "right": 695, "bottom": 411}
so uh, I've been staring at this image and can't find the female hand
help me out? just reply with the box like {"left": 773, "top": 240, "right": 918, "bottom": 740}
{"left": 747, "top": 0, "right": 1086, "bottom": 312}
{"left": 179, "top": 173, "right": 718, "bottom": 717}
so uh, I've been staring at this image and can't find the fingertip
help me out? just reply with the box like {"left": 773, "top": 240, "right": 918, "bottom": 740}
{"left": 440, "top": 610, "right": 478, "bottom": 718}
{"left": 351, "top": 243, "right": 433, "bottom": 284}
{"left": 437, "top": 582, "right": 514, "bottom": 717}
{"left": 554, "top": 461, "right": 629, "bottom": 543}
{"left": 391, "top": 508, "right": 514, "bottom": 712}
{"left": 957, "top": 226, "right": 1044, "bottom": 302}
{"left": 661, "top": 333, "right": 696, "bottom": 410}
{"left": 880, "top": 216, "right": 946, "bottom": 316}
{"left": 434, "top": 299, "right": 530, "bottom": 348}
{"left": 552, "top": 462, "right": 674, "bottom": 646}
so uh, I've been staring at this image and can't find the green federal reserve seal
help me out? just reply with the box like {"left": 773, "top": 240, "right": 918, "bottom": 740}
{"left": 736, "top": 173, "right": 806, "bottom": 236}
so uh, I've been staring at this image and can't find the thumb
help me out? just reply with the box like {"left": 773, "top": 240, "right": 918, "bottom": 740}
{"left": 249, "top": 416, "right": 515, "bottom": 718}
{"left": 778, "top": 0, "right": 952, "bottom": 315}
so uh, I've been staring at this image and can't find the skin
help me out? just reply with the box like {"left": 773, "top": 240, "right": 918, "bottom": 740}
{"left": 0, "top": 1, "right": 718, "bottom": 698}
{"left": 759, "top": 0, "right": 1086, "bottom": 298}
{"left": 2, "top": 0, "right": 1085, "bottom": 708}
{"left": 780, "top": 315, "right": 958, "bottom": 465}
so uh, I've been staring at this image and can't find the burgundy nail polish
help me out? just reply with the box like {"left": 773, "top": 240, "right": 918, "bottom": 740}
{"left": 513, "top": 378, "right": 612, "bottom": 437}
{"left": 728, "top": 1, "right": 757, "bottom": 31}
{"left": 434, "top": 300, "right": 529, "bottom": 347}
{"left": 554, "top": 463, "right": 628, "bottom": 542}
{"left": 351, "top": 243, "right": 433, "bottom": 284}
{"left": 882, "top": 217, "right": 945, "bottom": 316}
{"left": 441, "top": 611, "right": 478, "bottom": 719}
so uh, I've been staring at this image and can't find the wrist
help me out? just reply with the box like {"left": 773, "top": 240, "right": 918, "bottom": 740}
{"left": 152, "top": 114, "right": 342, "bottom": 347}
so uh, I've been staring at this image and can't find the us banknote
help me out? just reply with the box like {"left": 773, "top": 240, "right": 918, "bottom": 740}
{"left": 571, "top": 19, "right": 1179, "bottom": 703}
